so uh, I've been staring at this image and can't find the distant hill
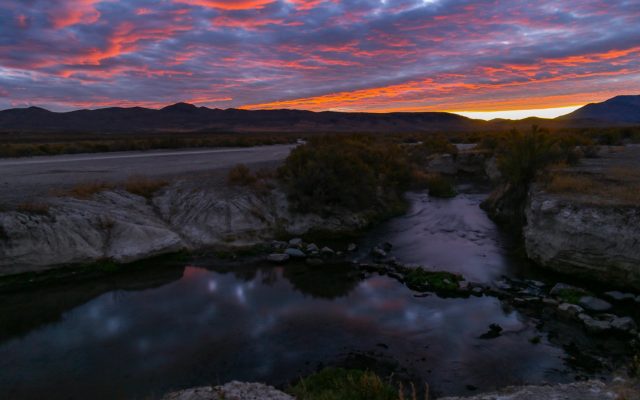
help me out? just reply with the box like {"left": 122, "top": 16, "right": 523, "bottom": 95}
{"left": 0, "top": 95, "right": 637, "bottom": 134}
{"left": 559, "top": 95, "right": 640, "bottom": 124}
{"left": 0, "top": 104, "right": 482, "bottom": 134}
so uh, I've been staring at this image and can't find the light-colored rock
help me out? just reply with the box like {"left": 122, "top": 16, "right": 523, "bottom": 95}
{"left": 437, "top": 380, "right": 616, "bottom": 400}
{"left": 347, "top": 243, "right": 357, "bottom": 252}
{"left": 525, "top": 186, "right": 640, "bottom": 289}
{"left": 288, "top": 238, "right": 303, "bottom": 247}
{"left": 579, "top": 314, "right": 612, "bottom": 333}
{"left": 162, "top": 381, "right": 294, "bottom": 400}
{"left": 320, "top": 246, "right": 335, "bottom": 256}
{"left": 557, "top": 303, "right": 584, "bottom": 318}
{"left": 371, "top": 247, "right": 387, "bottom": 258}
{"left": 0, "top": 182, "right": 370, "bottom": 275}
{"left": 578, "top": 296, "right": 612, "bottom": 312}
{"left": 604, "top": 291, "right": 636, "bottom": 302}
{"left": 284, "top": 248, "right": 306, "bottom": 258}
{"left": 611, "top": 316, "right": 637, "bottom": 332}
{"left": 306, "top": 243, "right": 319, "bottom": 253}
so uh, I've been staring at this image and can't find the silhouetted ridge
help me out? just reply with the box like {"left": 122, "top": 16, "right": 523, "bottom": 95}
{"left": 560, "top": 95, "right": 640, "bottom": 123}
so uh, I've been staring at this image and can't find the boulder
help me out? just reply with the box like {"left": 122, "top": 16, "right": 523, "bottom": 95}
{"left": 578, "top": 296, "right": 612, "bottom": 312}
{"left": 557, "top": 303, "right": 584, "bottom": 318}
{"left": 288, "top": 238, "right": 303, "bottom": 247}
{"left": 285, "top": 248, "right": 306, "bottom": 258}
{"left": 579, "top": 314, "right": 612, "bottom": 333}
{"left": 371, "top": 247, "right": 387, "bottom": 258}
{"left": 320, "top": 246, "right": 335, "bottom": 257}
{"left": 604, "top": 291, "right": 636, "bottom": 302}
{"left": 305, "top": 243, "right": 319, "bottom": 253}
{"left": 524, "top": 185, "right": 640, "bottom": 290}
{"left": 611, "top": 316, "right": 637, "bottom": 332}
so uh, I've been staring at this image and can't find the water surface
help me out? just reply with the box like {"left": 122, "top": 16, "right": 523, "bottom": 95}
{"left": 0, "top": 188, "right": 610, "bottom": 399}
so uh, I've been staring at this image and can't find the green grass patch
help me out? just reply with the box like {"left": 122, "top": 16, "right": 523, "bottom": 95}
{"left": 288, "top": 368, "right": 397, "bottom": 400}
{"left": 554, "top": 288, "right": 588, "bottom": 304}
{"left": 403, "top": 268, "right": 462, "bottom": 292}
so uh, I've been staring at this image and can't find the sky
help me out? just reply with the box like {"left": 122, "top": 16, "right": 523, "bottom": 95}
{"left": 1, "top": 0, "right": 639, "bottom": 119}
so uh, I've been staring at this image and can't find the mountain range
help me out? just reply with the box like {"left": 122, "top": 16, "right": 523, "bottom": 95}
{"left": 0, "top": 95, "right": 638, "bottom": 134}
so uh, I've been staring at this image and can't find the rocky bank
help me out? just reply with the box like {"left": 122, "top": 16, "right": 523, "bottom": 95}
{"left": 0, "top": 181, "right": 369, "bottom": 276}
{"left": 161, "top": 380, "right": 635, "bottom": 400}
{"left": 524, "top": 146, "right": 640, "bottom": 290}
{"left": 525, "top": 187, "right": 640, "bottom": 289}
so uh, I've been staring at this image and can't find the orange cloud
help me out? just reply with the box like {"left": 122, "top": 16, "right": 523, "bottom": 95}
{"left": 50, "top": 0, "right": 101, "bottom": 28}
{"left": 174, "top": 0, "right": 275, "bottom": 10}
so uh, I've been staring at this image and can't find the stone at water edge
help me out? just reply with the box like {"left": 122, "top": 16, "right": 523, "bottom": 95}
{"left": 579, "top": 314, "right": 612, "bottom": 333}
{"left": 320, "top": 246, "right": 335, "bottom": 256}
{"left": 557, "top": 303, "right": 584, "bottom": 318}
{"left": 271, "top": 240, "right": 288, "bottom": 250}
{"left": 371, "top": 247, "right": 387, "bottom": 258}
{"left": 347, "top": 243, "right": 357, "bottom": 252}
{"left": 604, "top": 291, "right": 637, "bottom": 302}
{"left": 611, "top": 316, "right": 637, "bottom": 332}
{"left": 305, "top": 243, "right": 319, "bottom": 253}
{"left": 267, "top": 253, "right": 290, "bottom": 263}
{"left": 578, "top": 296, "right": 612, "bottom": 312}
{"left": 288, "top": 238, "right": 303, "bottom": 248}
{"left": 285, "top": 248, "right": 306, "bottom": 258}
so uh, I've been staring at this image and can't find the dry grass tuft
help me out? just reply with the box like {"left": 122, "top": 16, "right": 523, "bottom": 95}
{"left": 59, "top": 182, "right": 115, "bottom": 199}
{"left": 124, "top": 176, "right": 168, "bottom": 198}
{"left": 546, "top": 171, "right": 640, "bottom": 206}
{"left": 227, "top": 164, "right": 257, "bottom": 186}
{"left": 16, "top": 202, "right": 50, "bottom": 215}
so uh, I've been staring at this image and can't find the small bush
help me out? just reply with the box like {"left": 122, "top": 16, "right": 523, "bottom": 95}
{"left": 425, "top": 173, "right": 456, "bottom": 198}
{"left": 124, "top": 176, "right": 168, "bottom": 198}
{"left": 497, "top": 126, "right": 563, "bottom": 186}
{"left": 227, "top": 164, "right": 258, "bottom": 186}
{"left": 288, "top": 368, "right": 397, "bottom": 400}
{"left": 421, "top": 135, "right": 458, "bottom": 156}
{"left": 278, "top": 136, "right": 412, "bottom": 214}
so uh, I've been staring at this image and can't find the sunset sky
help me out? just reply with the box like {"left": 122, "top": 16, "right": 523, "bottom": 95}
{"left": 1, "top": 0, "right": 639, "bottom": 119}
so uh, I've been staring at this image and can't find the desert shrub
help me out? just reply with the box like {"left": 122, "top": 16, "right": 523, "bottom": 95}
{"left": 421, "top": 135, "right": 458, "bottom": 156}
{"left": 227, "top": 164, "right": 258, "bottom": 186}
{"left": 124, "top": 176, "right": 168, "bottom": 198}
{"left": 497, "top": 126, "right": 565, "bottom": 186}
{"left": 278, "top": 136, "right": 412, "bottom": 214}
{"left": 288, "top": 368, "right": 397, "bottom": 400}
{"left": 411, "top": 170, "right": 456, "bottom": 198}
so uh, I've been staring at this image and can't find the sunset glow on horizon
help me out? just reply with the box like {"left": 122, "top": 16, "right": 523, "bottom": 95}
{"left": 1, "top": 0, "right": 639, "bottom": 114}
